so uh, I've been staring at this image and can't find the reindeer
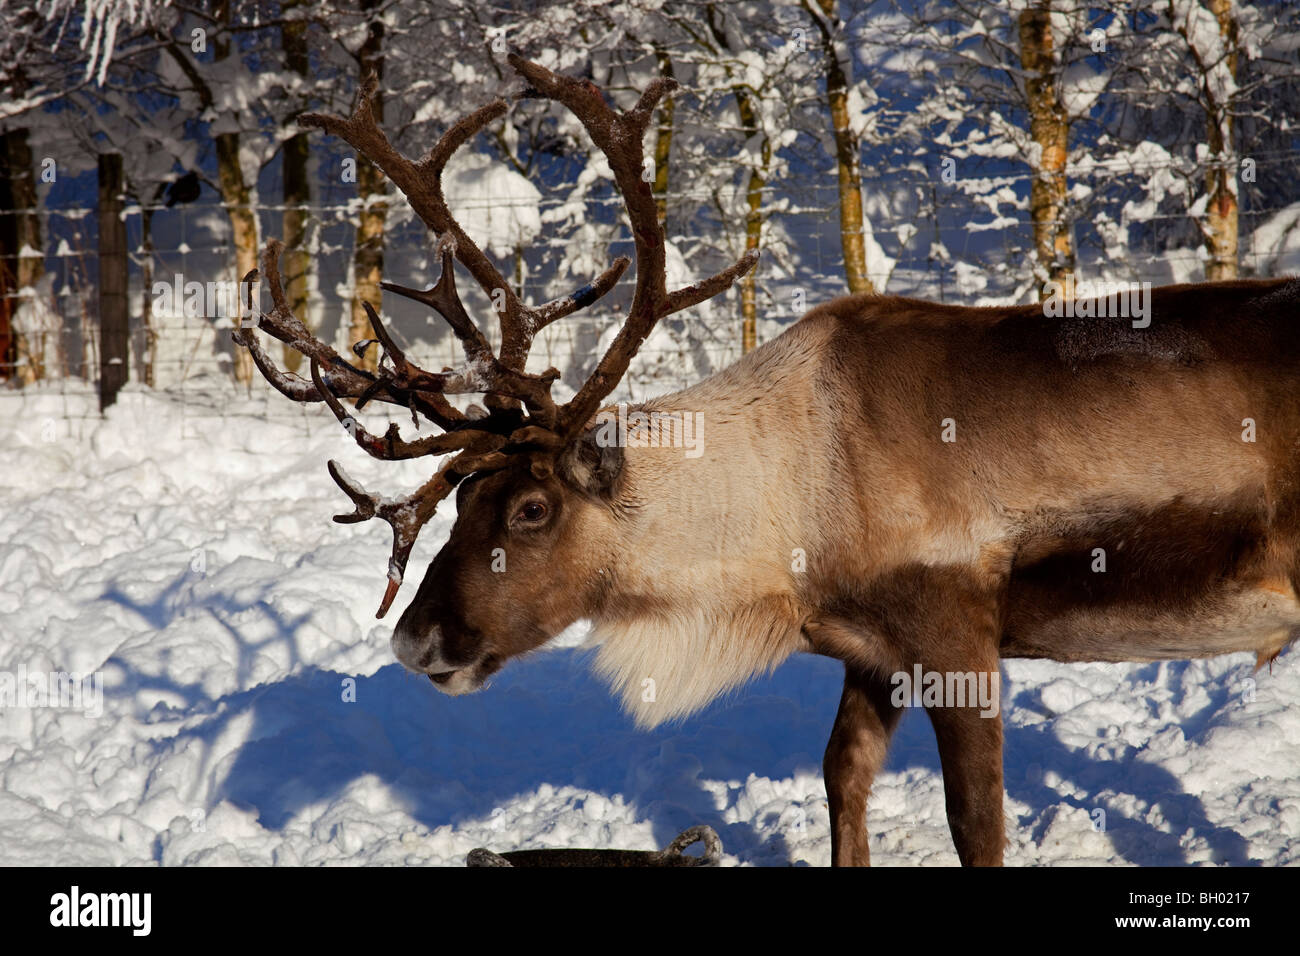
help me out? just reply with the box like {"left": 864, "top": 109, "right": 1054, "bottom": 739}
{"left": 235, "top": 56, "right": 1300, "bottom": 866}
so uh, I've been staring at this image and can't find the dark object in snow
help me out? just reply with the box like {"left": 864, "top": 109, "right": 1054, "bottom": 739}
{"left": 466, "top": 825, "right": 722, "bottom": 868}
{"left": 164, "top": 171, "right": 201, "bottom": 207}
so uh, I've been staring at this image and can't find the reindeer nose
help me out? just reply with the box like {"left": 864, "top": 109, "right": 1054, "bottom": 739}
{"left": 391, "top": 620, "right": 443, "bottom": 673}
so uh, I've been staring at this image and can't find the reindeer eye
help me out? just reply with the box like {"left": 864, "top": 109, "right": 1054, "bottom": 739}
{"left": 516, "top": 501, "right": 547, "bottom": 523}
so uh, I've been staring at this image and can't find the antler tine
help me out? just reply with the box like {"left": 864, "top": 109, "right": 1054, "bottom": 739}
{"left": 625, "top": 77, "right": 684, "bottom": 135}
{"left": 310, "top": 358, "right": 499, "bottom": 460}
{"left": 359, "top": 299, "right": 557, "bottom": 428}
{"left": 357, "top": 299, "right": 479, "bottom": 400}
{"left": 380, "top": 236, "right": 496, "bottom": 366}
{"left": 326, "top": 459, "right": 452, "bottom": 619}
{"left": 327, "top": 458, "right": 381, "bottom": 523}
{"left": 556, "top": 243, "right": 759, "bottom": 440}
{"left": 236, "top": 240, "right": 467, "bottom": 430}
{"left": 235, "top": 317, "right": 319, "bottom": 403}
{"left": 412, "top": 99, "right": 540, "bottom": 360}
{"left": 301, "top": 86, "right": 531, "bottom": 361}
{"left": 528, "top": 255, "right": 632, "bottom": 331}
{"left": 247, "top": 237, "right": 550, "bottom": 432}
{"left": 255, "top": 239, "right": 335, "bottom": 365}
{"left": 502, "top": 54, "right": 758, "bottom": 440}
{"left": 663, "top": 248, "right": 761, "bottom": 317}
{"left": 325, "top": 435, "right": 513, "bottom": 618}
{"left": 383, "top": 234, "right": 632, "bottom": 382}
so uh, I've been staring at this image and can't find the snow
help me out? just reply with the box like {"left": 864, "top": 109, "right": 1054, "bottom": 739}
{"left": 1, "top": 384, "right": 1298, "bottom": 866}
{"left": 444, "top": 154, "right": 543, "bottom": 260}
{"left": 1248, "top": 201, "right": 1300, "bottom": 276}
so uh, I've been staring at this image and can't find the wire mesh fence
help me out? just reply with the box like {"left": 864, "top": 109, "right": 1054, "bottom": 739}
{"left": 3, "top": 156, "right": 1300, "bottom": 432}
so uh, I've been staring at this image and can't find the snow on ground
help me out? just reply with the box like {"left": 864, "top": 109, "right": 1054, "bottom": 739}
{"left": 1, "top": 383, "right": 1298, "bottom": 866}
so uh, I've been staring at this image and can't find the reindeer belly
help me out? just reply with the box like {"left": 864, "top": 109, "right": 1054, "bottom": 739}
{"left": 998, "top": 498, "right": 1300, "bottom": 664}
{"left": 1001, "top": 580, "right": 1300, "bottom": 663}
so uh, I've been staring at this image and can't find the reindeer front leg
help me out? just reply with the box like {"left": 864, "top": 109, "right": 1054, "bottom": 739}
{"left": 866, "top": 565, "right": 1008, "bottom": 866}
{"left": 926, "top": 679, "right": 1005, "bottom": 866}
{"left": 910, "top": 572, "right": 1008, "bottom": 867}
{"left": 824, "top": 666, "right": 902, "bottom": 866}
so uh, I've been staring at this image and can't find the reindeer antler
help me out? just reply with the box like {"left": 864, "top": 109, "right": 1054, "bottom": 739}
{"left": 503, "top": 55, "right": 760, "bottom": 440}
{"left": 235, "top": 56, "right": 758, "bottom": 618}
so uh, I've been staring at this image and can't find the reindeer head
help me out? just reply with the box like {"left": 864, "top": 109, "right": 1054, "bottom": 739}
{"left": 235, "top": 56, "right": 756, "bottom": 695}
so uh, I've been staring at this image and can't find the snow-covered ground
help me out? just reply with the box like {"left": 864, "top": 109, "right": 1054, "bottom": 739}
{"left": 1, "top": 384, "right": 1297, "bottom": 866}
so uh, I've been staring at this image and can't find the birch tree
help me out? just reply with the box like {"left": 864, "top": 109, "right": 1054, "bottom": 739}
{"left": 0, "top": 3, "right": 52, "bottom": 383}
{"left": 155, "top": 3, "right": 263, "bottom": 383}
{"left": 802, "top": 0, "right": 875, "bottom": 293}
{"left": 881, "top": 0, "right": 1140, "bottom": 297}
{"left": 1156, "top": 0, "right": 1300, "bottom": 279}
{"left": 281, "top": 0, "right": 313, "bottom": 373}
{"left": 1019, "top": 1, "right": 1074, "bottom": 284}
{"left": 344, "top": 0, "right": 387, "bottom": 372}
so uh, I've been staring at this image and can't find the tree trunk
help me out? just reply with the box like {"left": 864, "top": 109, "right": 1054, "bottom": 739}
{"left": 98, "top": 153, "right": 129, "bottom": 410}
{"left": 213, "top": 2, "right": 255, "bottom": 384}
{"left": 140, "top": 203, "right": 157, "bottom": 387}
{"left": 734, "top": 88, "right": 769, "bottom": 354}
{"left": 0, "top": 131, "right": 21, "bottom": 382}
{"left": 1202, "top": 0, "right": 1239, "bottom": 280}
{"left": 1019, "top": 2, "right": 1075, "bottom": 291}
{"left": 651, "top": 48, "right": 675, "bottom": 228}
{"left": 704, "top": 5, "right": 768, "bottom": 351}
{"left": 215, "top": 130, "right": 258, "bottom": 384}
{"left": 158, "top": 4, "right": 258, "bottom": 382}
{"left": 349, "top": 0, "right": 385, "bottom": 373}
{"left": 281, "top": 2, "right": 312, "bottom": 372}
{"left": 0, "top": 127, "right": 46, "bottom": 384}
{"left": 806, "top": 0, "right": 874, "bottom": 294}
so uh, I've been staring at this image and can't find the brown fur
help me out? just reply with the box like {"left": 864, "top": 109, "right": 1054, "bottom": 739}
{"left": 392, "top": 275, "right": 1300, "bottom": 866}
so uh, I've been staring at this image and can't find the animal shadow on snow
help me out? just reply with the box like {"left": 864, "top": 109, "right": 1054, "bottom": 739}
{"left": 188, "top": 654, "right": 837, "bottom": 866}
{"left": 104, "top": 575, "right": 1256, "bottom": 864}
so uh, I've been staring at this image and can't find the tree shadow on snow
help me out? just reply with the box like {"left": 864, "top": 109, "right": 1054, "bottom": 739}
{"left": 203, "top": 653, "right": 849, "bottom": 866}
{"left": 884, "top": 667, "right": 1255, "bottom": 865}
{"left": 100, "top": 571, "right": 1259, "bottom": 866}
{"left": 100, "top": 565, "right": 840, "bottom": 865}
{"left": 998, "top": 667, "right": 1256, "bottom": 866}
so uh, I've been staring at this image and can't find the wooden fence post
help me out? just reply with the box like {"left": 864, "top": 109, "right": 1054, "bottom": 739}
{"left": 98, "top": 152, "right": 128, "bottom": 410}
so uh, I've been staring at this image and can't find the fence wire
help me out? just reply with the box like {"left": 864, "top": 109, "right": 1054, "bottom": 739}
{"left": 3, "top": 163, "right": 1300, "bottom": 429}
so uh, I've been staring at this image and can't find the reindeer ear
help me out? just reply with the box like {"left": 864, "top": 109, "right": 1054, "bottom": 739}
{"left": 559, "top": 426, "right": 624, "bottom": 498}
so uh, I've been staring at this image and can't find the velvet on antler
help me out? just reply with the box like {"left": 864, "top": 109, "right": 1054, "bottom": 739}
{"left": 234, "top": 55, "right": 758, "bottom": 617}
